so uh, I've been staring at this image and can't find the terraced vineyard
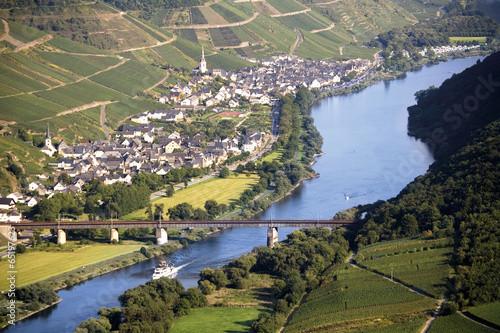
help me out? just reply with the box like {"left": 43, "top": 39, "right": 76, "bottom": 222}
{"left": 466, "top": 302, "right": 500, "bottom": 328}
{"left": 355, "top": 238, "right": 453, "bottom": 298}
{"left": 284, "top": 263, "right": 436, "bottom": 332}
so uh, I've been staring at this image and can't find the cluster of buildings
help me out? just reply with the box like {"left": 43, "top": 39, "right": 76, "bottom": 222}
{"left": 39, "top": 123, "right": 264, "bottom": 188}
{"left": 157, "top": 52, "right": 371, "bottom": 109}
{"left": 418, "top": 44, "right": 481, "bottom": 56}
{"left": 2, "top": 52, "right": 371, "bottom": 221}
{"left": 0, "top": 198, "right": 22, "bottom": 222}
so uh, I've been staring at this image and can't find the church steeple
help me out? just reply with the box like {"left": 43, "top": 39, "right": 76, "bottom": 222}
{"left": 41, "top": 123, "right": 56, "bottom": 156}
{"left": 199, "top": 46, "right": 207, "bottom": 74}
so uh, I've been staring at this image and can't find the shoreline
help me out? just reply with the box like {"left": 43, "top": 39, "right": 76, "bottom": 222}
{"left": 3, "top": 51, "right": 492, "bottom": 329}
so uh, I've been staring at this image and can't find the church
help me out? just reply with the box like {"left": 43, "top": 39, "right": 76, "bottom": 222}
{"left": 40, "top": 123, "right": 57, "bottom": 156}
{"left": 193, "top": 46, "right": 207, "bottom": 74}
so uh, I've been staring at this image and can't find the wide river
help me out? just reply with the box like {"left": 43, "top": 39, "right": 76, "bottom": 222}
{"left": 3, "top": 56, "right": 483, "bottom": 333}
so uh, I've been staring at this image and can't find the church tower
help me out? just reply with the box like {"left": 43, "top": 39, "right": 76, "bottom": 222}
{"left": 45, "top": 123, "right": 52, "bottom": 148}
{"left": 199, "top": 46, "right": 207, "bottom": 74}
{"left": 41, "top": 123, "right": 57, "bottom": 156}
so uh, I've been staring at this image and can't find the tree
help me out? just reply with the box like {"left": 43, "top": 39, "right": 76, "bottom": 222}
{"left": 236, "top": 164, "right": 245, "bottom": 173}
{"left": 168, "top": 202, "right": 194, "bottom": 220}
{"left": 185, "top": 287, "right": 208, "bottom": 308}
{"left": 145, "top": 203, "right": 154, "bottom": 220}
{"left": 204, "top": 200, "right": 220, "bottom": 219}
{"left": 59, "top": 173, "right": 71, "bottom": 185}
{"left": 219, "top": 167, "right": 230, "bottom": 178}
{"left": 198, "top": 280, "right": 216, "bottom": 295}
{"left": 401, "top": 214, "right": 419, "bottom": 236}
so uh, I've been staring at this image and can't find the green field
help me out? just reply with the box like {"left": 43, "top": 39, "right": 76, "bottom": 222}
{"left": 0, "top": 94, "right": 65, "bottom": 122}
{"left": 124, "top": 174, "right": 259, "bottom": 220}
{"left": 277, "top": 13, "right": 327, "bottom": 31}
{"left": 267, "top": 0, "right": 307, "bottom": 14}
{"left": 36, "top": 52, "right": 121, "bottom": 77}
{"left": 449, "top": 36, "right": 487, "bottom": 44}
{"left": 6, "top": 20, "right": 46, "bottom": 43}
{"left": 428, "top": 313, "right": 497, "bottom": 333}
{"left": 90, "top": 58, "right": 165, "bottom": 96}
{"left": 180, "top": 29, "right": 199, "bottom": 44}
{"left": 171, "top": 306, "right": 267, "bottom": 333}
{"left": 33, "top": 80, "right": 124, "bottom": 109}
{"left": 190, "top": 7, "right": 208, "bottom": 25}
{"left": 0, "top": 243, "right": 143, "bottom": 290}
{"left": 467, "top": 302, "right": 500, "bottom": 327}
{"left": 47, "top": 36, "right": 107, "bottom": 54}
{"left": 155, "top": 44, "right": 197, "bottom": 69}
{"left": 206, "top": 52, "right": 252, "bottom": 71}
{"left": 284, "top": 263, "right": 436, "bottom": 333}
{"left": 355, "top": 238, "right": 453, "bottom": 298}
{"left": 172, "top": 38, "right": 203, "bottom": 61}
{"left": 211, "top": 2, "right": 247, "bottom": 23}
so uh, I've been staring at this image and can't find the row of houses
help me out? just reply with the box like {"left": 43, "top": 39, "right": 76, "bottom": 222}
{"left": 0, "top": 198, "right": 22, "bottom": 222}
{"left": 50, "top": 129, "right": 263, "bottom": 188}
{"left": 155, "top": 53, "right": 370, "bottom": 109}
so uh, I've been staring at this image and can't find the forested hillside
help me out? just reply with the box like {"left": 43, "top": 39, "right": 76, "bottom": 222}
{"left": 355, "top": 51, "right": 500, "bottom": 307}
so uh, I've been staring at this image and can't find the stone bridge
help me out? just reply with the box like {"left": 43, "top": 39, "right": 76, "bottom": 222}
{"left": 3, "top": 219, "right": 357, "bottom": 247}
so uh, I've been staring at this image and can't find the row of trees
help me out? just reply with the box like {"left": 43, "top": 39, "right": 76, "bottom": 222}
{"left": 75, "top": 278, "right": 208, "bottom": 332}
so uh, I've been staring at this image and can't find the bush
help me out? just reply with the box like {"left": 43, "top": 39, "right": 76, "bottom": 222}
{"left": 441, "top": 301, "right": 459, "bottom": 316}
{"left": 198, "top": 280, "right": 216, "bottom": 295}
{"left": 16, "top": 244, "right": 27, "bottom": 254}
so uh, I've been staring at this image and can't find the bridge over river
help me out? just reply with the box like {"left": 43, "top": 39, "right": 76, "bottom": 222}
{"left": 4, "top": 219, "right": 356, "bottom": 247}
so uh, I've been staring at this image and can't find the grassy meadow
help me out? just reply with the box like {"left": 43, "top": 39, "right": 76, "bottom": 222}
{"left": 0, "top": 243, "right": 143, "bottom": 290}
{"left": 123, "top": 174, "right": 260, "bottom": 220}
{"left": 171, "top": 306, "right": 267, "bottom": 333}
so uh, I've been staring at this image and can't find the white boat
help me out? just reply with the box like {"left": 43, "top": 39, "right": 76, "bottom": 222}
{"left": 151, "top": 261, "right": 176, "bottom": 280}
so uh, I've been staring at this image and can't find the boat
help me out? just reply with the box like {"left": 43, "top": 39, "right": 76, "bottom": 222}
{"left": 151, "top": 260, "right": 176, "bottom": 280}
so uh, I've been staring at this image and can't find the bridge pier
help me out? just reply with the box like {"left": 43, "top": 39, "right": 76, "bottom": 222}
{"left": 156, "top": 228, "right": 168, "bottom": 245}
{"left": 110, "top": 228, "right": 119, "bottom": 243}
{"left": 57, "top": 229, "right": 66, "bottom": 245}
{"left": 267, "top": 227, "right": 278, "bottom": 248}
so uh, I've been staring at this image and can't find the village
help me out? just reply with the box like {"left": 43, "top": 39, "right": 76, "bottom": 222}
{"left": 0, "top": 52, "right": 372, "bottom": 222}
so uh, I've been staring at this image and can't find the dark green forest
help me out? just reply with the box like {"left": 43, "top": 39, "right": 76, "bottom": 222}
{"left": 355, "top": 51, "right": 500, "bottom": 307}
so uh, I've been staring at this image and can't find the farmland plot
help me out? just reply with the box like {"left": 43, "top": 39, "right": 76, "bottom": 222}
{"left": 210, "top": 27, "right": 241, "bottom": 47}
{"left": 199, "top": 6, "right": 228, "bottom": 25}
{"left": 284, "top": 263, "right": 436, "bottom": 333}
{"left": 356, "top": 238, "right": 453, "bottom": 298}
{"left": 267, "top": 0, "right": 307, "bottom": 14}
{"left": 89, "top": 59, "right": 165, "bottom": 96}
{"left": 180, "top": 29, "right": 199, "bottom": 44}
{"left": 190, "top": 7, "right": 208, "bottom": 25}
{"left": 36, "top": 52, "right": 121, "bottom": 77}
{"left": 211, "top": 2, "right": 247, "bottom": 23}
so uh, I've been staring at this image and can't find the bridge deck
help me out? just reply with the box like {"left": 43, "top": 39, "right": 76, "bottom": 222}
{"left": 7, "top": 220, "right": 356, "bottom": 230}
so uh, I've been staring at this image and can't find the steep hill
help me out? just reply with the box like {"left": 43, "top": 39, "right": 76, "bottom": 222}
{"left": 355, "top": 51, "right": 500, "bottom": 307}
{"left": 0, "top": 0, "right": 494, "bottom": 192}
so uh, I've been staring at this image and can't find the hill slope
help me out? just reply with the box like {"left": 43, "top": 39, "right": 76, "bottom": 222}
{"left": 355, "top": 51, "right": 500, "bottom": 307}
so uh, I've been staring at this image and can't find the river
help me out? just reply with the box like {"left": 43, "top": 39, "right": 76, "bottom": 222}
{"left": 3, "top": 56, "right": 484, "bottom": 333}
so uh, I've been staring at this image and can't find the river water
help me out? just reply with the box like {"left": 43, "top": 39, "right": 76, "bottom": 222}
{"left": 3, "top": 56, "right": 484, "bottom": 333}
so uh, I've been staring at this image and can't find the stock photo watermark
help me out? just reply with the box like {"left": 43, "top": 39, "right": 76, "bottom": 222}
{"left": 384, "top": 72, "right": 499, "bottom": 192}
{"left": 6, "top": 226, "right": 17, "bottom": 326}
